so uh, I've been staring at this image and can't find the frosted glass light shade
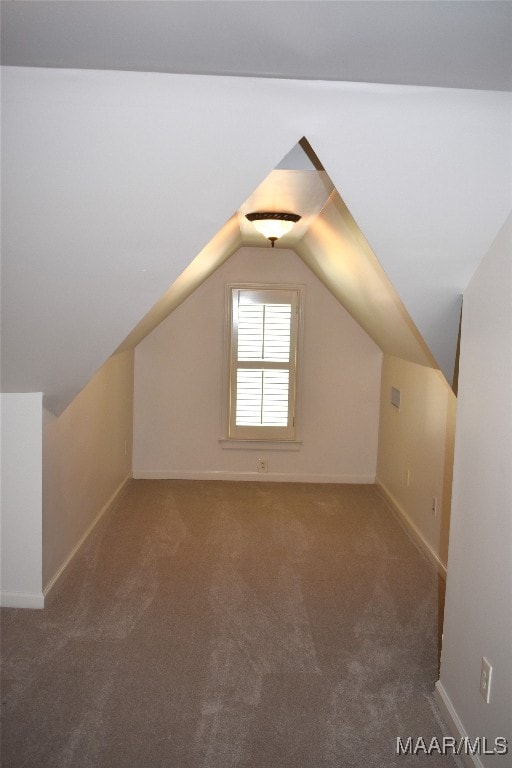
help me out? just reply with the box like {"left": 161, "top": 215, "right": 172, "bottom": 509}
{"left": 251, "top": 218, "right": 295, "bottom": 239}
{"left": 245, "top": 212, "right": 301, "bottom": 244}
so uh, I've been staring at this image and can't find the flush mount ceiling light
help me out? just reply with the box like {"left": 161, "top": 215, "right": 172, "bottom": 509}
{"left": 246, "top": 212, "right": 301, "bottom": 247}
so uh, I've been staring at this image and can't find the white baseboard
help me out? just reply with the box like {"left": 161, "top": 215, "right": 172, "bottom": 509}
{"left": 43, "top": 474, "right": 132, "bottom": 602}
{"left": 0, "top": 590, "right": 45, "bottom": 609}
{"left": 376, "top": 479, "right": 447, "bottom": 579}
{"left": 133, "top": 470, "right": 375, "bottom": 484}
{"left": 434, "top": 681, "right": 484, "bottom": 768}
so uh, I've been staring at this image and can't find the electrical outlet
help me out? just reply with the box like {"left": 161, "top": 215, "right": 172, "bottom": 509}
{"left": 257, "top": 458, "right": 268, "bottom": 473}
{"left": 480, "top": 657, "right": 492, "bottom": 703}
{"left": 431, "top": 496, "right": 438, "bottom": 516}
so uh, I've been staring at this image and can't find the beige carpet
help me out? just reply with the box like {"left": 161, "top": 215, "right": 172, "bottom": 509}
{"left": 1, "top": 480, "right": 460, "bottom": 767}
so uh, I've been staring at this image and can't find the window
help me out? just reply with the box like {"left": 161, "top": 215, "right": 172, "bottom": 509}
{"left": 227, "top": 285, "right": 302, "bottom": 440}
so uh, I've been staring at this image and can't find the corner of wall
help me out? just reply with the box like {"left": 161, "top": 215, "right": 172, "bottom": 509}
{"left": 438, "top": 213, "right": 512, "bottom": 759}
{"left": 42, "top": 350, "right": 135, "bottom": 596}
{"left": 376, "top": 355, "right": 456, "bottom": 573}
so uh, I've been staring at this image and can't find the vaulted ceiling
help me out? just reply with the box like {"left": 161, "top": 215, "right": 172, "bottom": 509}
{"left": 116, "top": 140, "right": 435, "bottom": 375}
{"left": 1, "top": 2, "right": 511, "bottom": 414}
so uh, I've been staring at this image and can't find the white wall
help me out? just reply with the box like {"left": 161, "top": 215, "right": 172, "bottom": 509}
{"left": 376, "top": 355, "right": 456, "bottom": 574}
{"left": 43, "top": 350, "right": 134, "bottom": 595}
{"left": 1, "top": 393, "right": 43, "bottom": 608}
{"left": 436, "top": 213, "right": 512, "bottom": 762}
{"left": 133, "top": 247, "right": 382, "bottom": 482}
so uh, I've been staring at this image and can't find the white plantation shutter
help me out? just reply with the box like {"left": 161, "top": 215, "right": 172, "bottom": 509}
{"left": 236, "top": 369, "right": 290, "bottom": 426}
{"left": 229, "top": 287, "right": 300, "bottom": 440}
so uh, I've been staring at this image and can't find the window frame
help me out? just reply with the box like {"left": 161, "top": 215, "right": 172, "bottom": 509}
{"left": 225, "top": 283, "right": 304, "bottom": 442}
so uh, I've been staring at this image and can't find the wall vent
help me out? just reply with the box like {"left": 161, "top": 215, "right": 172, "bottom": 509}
{"left": 391, "top": 386, "right": 401, "bottom": 410}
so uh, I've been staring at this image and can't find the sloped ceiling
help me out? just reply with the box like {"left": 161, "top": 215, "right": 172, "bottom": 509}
{"left": 296, "top": 191, "right": 436, "bottom": 369}
{"left": 116, "top": 159, "right": 334, "bottom": 353}
{"left": 117, "top": 143, "right": 436, "bottom": 376}
{"left": 1, "top": 4, "right": 511, "bottom": 414}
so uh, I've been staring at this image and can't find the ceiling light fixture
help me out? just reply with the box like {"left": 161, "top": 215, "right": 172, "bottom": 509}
{"left": 246, "top": 212, "right": 301, "bottom": 247}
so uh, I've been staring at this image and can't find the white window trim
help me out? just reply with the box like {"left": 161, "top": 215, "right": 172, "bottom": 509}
{"left": 218, "top": 438, "right": 303, "bottom": 451}
{"left": 222, "top": 283, "right": 305, "bottom": 443}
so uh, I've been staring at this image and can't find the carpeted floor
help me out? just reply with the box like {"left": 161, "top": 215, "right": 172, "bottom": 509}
{"left": 1, "top": 480, "right": 460, "bottom": 767}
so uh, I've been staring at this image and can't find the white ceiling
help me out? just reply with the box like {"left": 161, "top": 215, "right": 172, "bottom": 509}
{"left": 1, "top": 1, "right": 511, "bottom": 92}
{"left": 116, "top": 150, "right": 434, "bottom": 370}
{"left": 1, "top": 4, "right": 511, "bottom": 413}
{"left": 238, "top": 168, "right": 334, "bottom": 247}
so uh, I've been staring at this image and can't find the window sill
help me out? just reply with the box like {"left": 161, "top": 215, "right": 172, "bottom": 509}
{"left": 219, "top": 438, "right": 302, "bottom": 452}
